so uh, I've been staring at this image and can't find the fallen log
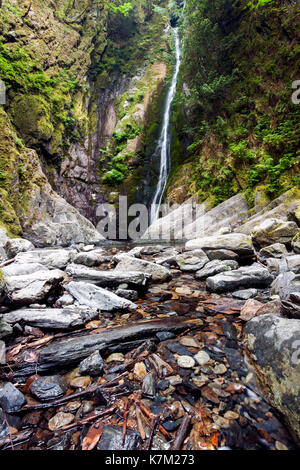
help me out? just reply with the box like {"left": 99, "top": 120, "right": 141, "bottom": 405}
{"left": 9, "top": 317, "right": 203, "bottom": 378}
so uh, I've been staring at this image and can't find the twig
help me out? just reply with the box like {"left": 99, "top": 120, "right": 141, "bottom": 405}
{"left": 135, "top": 406, "right": 146, "bottom": 440}
{"left": 0, "top": 430, "right": 32, "bottom": 449}
{"left": 57, "top": 406, "right": 117, "bottom": 432}
{"left": 136, "top": 399, "right": 172, "bottom": 440}
{"left": 146, "top": 416, "right": 159, "bottom": 450}
{"left": 0, "top": 257, "right": 15, "bottom": 268}
{"left": 170, "top": 413, "right": 191, "bottom": 450}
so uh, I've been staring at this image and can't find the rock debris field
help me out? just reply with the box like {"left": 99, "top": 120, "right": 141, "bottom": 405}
{"left": 0, "top": 230, "right": 299, "bottom": 450}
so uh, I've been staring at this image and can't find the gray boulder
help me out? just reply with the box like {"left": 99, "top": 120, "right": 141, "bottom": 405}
{"left": 5, "top": 269, "right": 65, "bottom": 306}
{"left": 66, "top": 264, "right": 149, "bottom": 289}
{"left": 195, "top": 259, "right": 239, "bottom": 280}
{"left": 206, "top": 264, "right": 273, "bottom": 293}
{"left": 232, "top": 288, "right": 258, "bottom": 300}
{"left": 65, "top": 281, "right": 137, "bottom": 311}
{"left": 115, "top": 255, "right": 171, "bottom": 282}
{"left": 1, "top": 262, "right": 48, "bottom": 277}
{"left": 5, "top": 238, "right": 34, "bottom": 258}
{"left": 73, "top": 249, "right": 108, "bottom": 267}
{"left": 206, "top": 249, "right": 239, "bottom": 261}
{"left": 2, "top": 306, "right": 98, "bottom": 330}
{"left": 244, "top": 315, "right": 300, "bottom": 442}
{"left": 15, "top": 249, "right": 76, "bottom": 269}
{"left": 251, "top": 218, "right": 299, "bottom": 247}
{"left": 175, "top": 249, "right": 209, "bottom": 272}
{"left": 259, "top": 243, "right": 288, "bottom": 259}
{"left": 271, "top": 272, "right": 300, "bottom": 300}
{"left": 186, "top": 233, "right": 254, "bottom": 257}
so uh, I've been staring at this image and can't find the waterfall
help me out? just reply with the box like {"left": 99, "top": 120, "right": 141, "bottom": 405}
{"left": 150, "top": 27, "right": 181, "bottom": 224}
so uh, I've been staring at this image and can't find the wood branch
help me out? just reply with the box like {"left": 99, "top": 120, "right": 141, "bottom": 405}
{"left": 0, "top": 430, "right": 33, "bottom": 449}
{"left": 170, "top": 413, "right": 191, "bottom": 450}
{"left": 0, "top": 257, "right": 15, "bottom": 268}
{"left": 11, "top": 317, "right": 203, "bottom": 377}
{"left": 58, "top": 406, "right": 117, "bottom": 432}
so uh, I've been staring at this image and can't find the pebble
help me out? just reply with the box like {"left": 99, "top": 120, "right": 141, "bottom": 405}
{"left": 224, "top": 411, "right": 239, "bottom": 420}
{"left": 177, "top": 355, "right": 196, "bottom": 369}
{"left": 179, "top": 336, "right": 200, "bottom": 348}
{"left": 30, "top": 376, "right": 68, "bottom": 402}
{"left": 79, "top": 351, "right": 104, "bottom": 376}
{"left": 106, "top": 353, "right": 124, "bottom": 362}
{"left": 194, "top": 350, "right": 211, "bottom": 366}
{"left": 214, "top": 363, "right": 227, "bottom": 375}
{"left": 134, "top": 362, "right": 147, "bottom": 380}
{"left": 0, "top": 382, "right": 26, "bottom": 412}
{"left": 48, "top": 412, "right": 74, "bottom": 431}
{"left": 142, "top": 373, "right": 156, "bottom": 397}
{"left": 70, "top": 376, "right": 91, "bottom": 389}
{"left": 168, "top": 375, "right": 183, "bottom": 386}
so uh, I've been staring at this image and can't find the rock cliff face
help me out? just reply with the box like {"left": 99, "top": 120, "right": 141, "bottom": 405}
{"left": 0, "top": 0, "right": 170, "bottom": 238}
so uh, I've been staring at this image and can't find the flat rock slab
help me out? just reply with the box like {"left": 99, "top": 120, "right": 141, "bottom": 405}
{"left": 65, "top": 281, "right": 137, "bottom": 311}
{"left": 2, "top": 263, "right": 48, "bottom": 277}
{"left": 4, "top": 269, "right": 65, "bottom": 306}
{"left": 271, "top": 271, "right": 300, "bottom": 300}
{"left": 66, "top": 264, "right": 149, "bottom": 289}
{"left": 5, "top": 238, "right": 34, "bottom": 258}
{"left": 186, "top": 233, "right": 254, "bottom": 257}
{"left": 15, "top": 249, "right": 76, "bottom": 269}
{"left": 30, "top": 376, "right": 68, "bottom": 402}
{"left": 114, "top": 255, "right": 171, "bottom": 282}
{"left": 2, "top": 306, "right": 98, "bottom": 330}
{"left": 206, "top": 264, "right": 273, "bottom": 293}
{"left": 175, "top": 249, "right": 209, "bottom": 272}
{"left": 11, "top": 317, "right": 203, "bottom": 377}
{"left": 195, "top": 260, "right": 239, "bottom": 280}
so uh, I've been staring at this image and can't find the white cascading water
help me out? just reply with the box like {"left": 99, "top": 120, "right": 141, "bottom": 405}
{"left": 150, "top": 27, "right": 181, "bottom": 224}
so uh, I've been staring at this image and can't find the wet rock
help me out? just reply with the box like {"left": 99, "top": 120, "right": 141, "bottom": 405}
{"left": 251, "top": 219, "right": 299, "bottom": 247}
{"left": 97, "top": 426, "right": 140, "bottom": 450}
{"left": 0, "top": 341, "right": 6, "bottom": 364}
{"left": 15, "top": 249, "right": 76, "bottom": 269}
{"left": 73, "top": 250, "right": 106, "bottom": 267}
{"left": 244, "top": 314, "right": 300, "bottom": 442}
{"left": 156, "top": 331, "right": 175, "bottom": 341}
{"left": 206, "top": 264, "right": 273, "bottom": 293}
{"left": 106, "top": 353, "right": 124, "bottom": 362}
{"left": 4, "top": 269, "right": 65, "bottom": 307}
{"left": 194, "top": 350, "right": 211, "bottom": 366}
{"left": 5, "top": 238, "right": 34, "bottom": 258}
{"left": 214, "top": 364, "right": 227, "bottom": 374}
{"left": 232, "top": 289, "right": 258, "bottom": 300}
{"left": 70, "top": 376, "right": 91, "bottom": 389}
{"left": 0, "top": 409, "right": 9, "bottom": 438}
{"left": 115, "top": 255, "right": 171, "bottom": 282}
{"left": 79, "top": 351, "right": 104, "bottom": 376}
{"left": 179, "top": 336, "right": 201, "bottom": 348}
{"left": 115, "top": 288, "right": 138, "bottom": 301}
{"left": 66, "top": 264, "right": 149, "bottom": 289}
{"left": 259, "top": 243, "right": 288, "bottom": 260}
{"left": 48, "top": 412, "right": 74, "bottom": 431}
{"left": 205, "top": 249, "right": 239, "bottom": 262}
{"left": 271, "top": 271, "right": 300, "bottom": 300}
{"left": 254, "top": 299, "right": 282, "bottom": 317}
{"left": 186, "top": 233, "right": 254, "bottom": 257}
{"left": 142, "top": 373, "right": 156, "bottom": 397}
{"left": 281, "top": 293, "right": 300, "bottom": 319}
{"left": 134, "top": 362, "right": 147, "bottom": 380}
{"left": 0, "top": 318, "right": 13, "bottom": 339}
{"left": 175, "top": 249, "right": 209, "bottom": 272}
{"left": 177, "top": 355, "right": 196, "bottom": 368}
{"left": 195, "top": 260, "right": 239, "bottom": 279}
{"left": 0, "top": 383, "right": 26, "bottom": 412}
{"left": 239, "top": 299, "right": 264, "bottom": 321}
{"left": 30, "top": 376, "right": 68, "bottom": 402}
{"left": 65, "top": 281, "right": 137, "bottom": 311}
{"left": 2, "top": 306, "right": 98, "bottom": 330}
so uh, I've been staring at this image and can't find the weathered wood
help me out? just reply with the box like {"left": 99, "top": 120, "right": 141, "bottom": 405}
{"left": 170, "top": 413, "right": 191, "bottom": 450}
{"left": 10, "top": 317, "right": 203, "bottom": 378}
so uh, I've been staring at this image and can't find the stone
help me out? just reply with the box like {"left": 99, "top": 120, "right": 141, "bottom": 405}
{"left": 206, "top": 249, "right": 239, "bottom": 261}
{"left": 30, "top": 376, "right": 68, "bottom": 402}
{"left": 48, "top": 412, "right": 74, "bottom": 431}
{"left": 179, "top": 336, "right": 201, "bottom": 348}
{"left": 106, "top": 353, "right": 124, "bottom": 363}
{"left": 5, "top": 238, "right": 34, "bottom": 258}
{"left": 175, "top": 249, "right": 209, "bottom": 272}
{"left": 292, "top": 233, "right": 300, "bottom": 254}
{"left": 65, "top": 281, "right": 137, "bottom": 311}
{"left": 213, "top": 364, "right": 227, "bottom": 375}
{"left": 194, "top": 350, "right": 211, "bottom": 366}
{"left": 286, "top": 255, "right": 300, "bottom": 274}
{"left": 0, "top": 318, "right": 13, "bottom": 339}
{"left": 73, "top": 250, "right": 107, "bottom": 267}
{"left": 244, "top": 315, "right": 300, "bottom": 442}
{"left": 97, "top": 426, "right": 140, "bottom": 450}
{"left": 0, "top": 409, "right": 9, "bottom": 439}
{"left": 239, "top": 299, "right": 264, "bottom": 321}
{"left": 186, "top": 233, "right": 254, "bottom": 257}
{"left": 115, "top": 288, "right": 138, "bottom": 301}
{"left": 259, "top": 243, "right": 289, "bottom": 259}
{"left": 271, "top": 272, "right": 300, "bottom": 300}
{"left": 195, "top": 260, "right": 239, "bottom": 279}
{"left": 70, "top": 376, "right": 91, "bottom": 389}
{"left": 134, "top": 362, "right": 147, "bottom": 380}
{"left": 4, "top": 269, "right": 65, "bottom": 306}
{"left": 79, "top": 351, "right": 104, "bottom": 376}
{"left": 15, "top": 249, "right": 76, "bottom": 269}
{"left": 168, "top": 376, "right": 183, "bottom": 386}
{"left": 115, "top": 255, "right": 171, "bottom": 282}
{"left": 2, "top": 306, "right": 98, "bottom": 330}
{"left": 0, "top": 383, "right": 26, "bottom": 412}
{"left": 232, "top": 288, "right": 258, "bottom": 300}
{"left": 251, "top": 218, "right": 299, "bottom": 247}
{"left": 281, "top": 293, "right": 300, "bottom": 319}
{"left": 156, "top": 331, "right": 175, "bottom": 341}
{"left": 55, "top": 293, "right": 74, "bottom": 307}
{"left": 206, "top": 264, "right": 273, "bottom": 293}
{"left": 66, "top": 264, "right": 149, "bottom": 289}
{"left": 265, "top": 257, "right": 288, "bottom": 276}
{"left": 224, "top": 411, "right": 239, "bottom": 420}
{"left": 0, "top": 341, "right": 5, "bottom": 365}
{"left": 177, "top": 355, "right": 196, "bottom": 368}
{"left": 1, "top": 262, "right": 48, "bottom": 277}
{"left": 142, "top": 373, "right": 156, "bottom": 397}
{"left": 254, "top": 299, "right": 282, "bottom": 317}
